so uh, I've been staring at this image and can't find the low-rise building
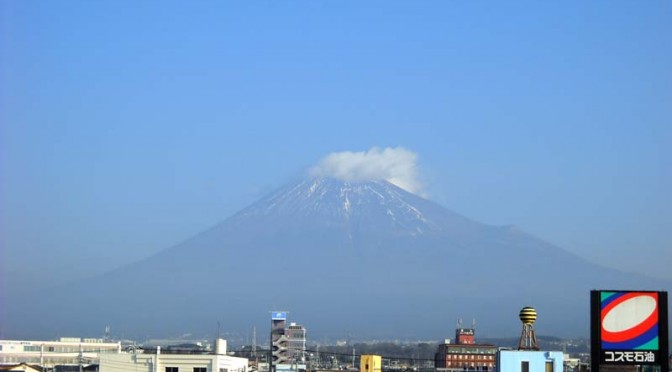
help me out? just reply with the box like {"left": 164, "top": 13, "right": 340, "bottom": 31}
{"left": 435, "top": 328, "right": 497, "bottom": 371}
{"left": 496, "top": 350, "right": 563, "bottom": 372}
{"left": 99, "top": 339, "right": 247, "bottom": 372}
{"left": 0, "top": 338, "right": 121, "bottom": 368}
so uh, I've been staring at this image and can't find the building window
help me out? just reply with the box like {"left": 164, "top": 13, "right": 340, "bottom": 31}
{"left": 166, "top": 367, "right": 179, "bottom": 372}
{"left": 545, "top": 361, "right": 553, "bottom": 372}
{"left": 521, "top": 361, "right": 529, "bottom": 372}
{"left": 24, "top": 346, "right": 40, "bottom": 352}
{"left": 194, "top": 368, "right": 207, "bottom": 372}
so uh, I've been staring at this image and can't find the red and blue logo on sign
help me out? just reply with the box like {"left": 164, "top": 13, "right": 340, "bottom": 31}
{"left": 601, "top": 291, "right": 659, "bottom": 350}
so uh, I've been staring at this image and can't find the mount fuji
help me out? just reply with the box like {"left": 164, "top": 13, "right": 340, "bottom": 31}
{"left": 4, "top": 177, "right": 669, "bottom": 340}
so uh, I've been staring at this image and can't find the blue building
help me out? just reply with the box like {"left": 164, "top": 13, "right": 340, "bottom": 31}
{"left": 496, "top": 350, "right": 564, "bottom": 372}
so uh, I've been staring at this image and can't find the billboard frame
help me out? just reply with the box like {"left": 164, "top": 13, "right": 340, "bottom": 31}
{"left": 590, "top": 290, "right": 668, "bottom": 372}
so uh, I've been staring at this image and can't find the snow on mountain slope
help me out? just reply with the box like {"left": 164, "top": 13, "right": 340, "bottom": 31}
{"left": 230, "top": 177, "right": 486, "bottom": 240}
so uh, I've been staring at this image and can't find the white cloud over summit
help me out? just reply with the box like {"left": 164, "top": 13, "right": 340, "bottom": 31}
{"left": 310, "top": 147, "right": 422, "bottom": 194}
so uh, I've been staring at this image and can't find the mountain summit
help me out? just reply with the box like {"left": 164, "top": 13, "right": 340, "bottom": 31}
{"left": 232, "top": 177, "right": 477, "bottom": 240}
{"left": 5, "top": 177, "right": 669, "bottom": 340}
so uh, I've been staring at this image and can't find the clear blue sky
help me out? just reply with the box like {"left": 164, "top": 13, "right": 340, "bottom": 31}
{"left": 1, "top": 1, "right": 670, "bottom": 292}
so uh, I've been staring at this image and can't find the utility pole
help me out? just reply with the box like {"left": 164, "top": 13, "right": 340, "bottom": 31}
{"left": 253, "top": 326, "right": 257, "bottom": 358}
{"left": 253, "top": 326, "right": 258, "bottom": 367}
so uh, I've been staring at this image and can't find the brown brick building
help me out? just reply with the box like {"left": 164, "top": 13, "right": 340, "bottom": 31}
{"left": 435, "top": 328, "right": 498, "bottom": 371}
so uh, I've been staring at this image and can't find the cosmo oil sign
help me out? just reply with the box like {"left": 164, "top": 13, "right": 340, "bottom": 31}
{"left": 591, "top": 290, "right": 669, "bottom": 372}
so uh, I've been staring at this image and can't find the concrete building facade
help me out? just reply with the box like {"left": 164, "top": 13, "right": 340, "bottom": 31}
{"left": 99, "top": 341, "right": 247, "bottom": 372}
{"left": 0, "top": 338, "right": 121, "bottom": 367}
{"left": 285, "top": 323, "right": 306, "bottom": 364}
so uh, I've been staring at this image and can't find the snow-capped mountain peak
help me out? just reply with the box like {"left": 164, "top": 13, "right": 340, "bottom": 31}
{"left": 234, "top": 177, "right": 444, "bottom": 237}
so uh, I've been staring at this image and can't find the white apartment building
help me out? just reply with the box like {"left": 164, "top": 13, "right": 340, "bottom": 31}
{"left": 0, "top": 338, "right": 121, "bottom": 367}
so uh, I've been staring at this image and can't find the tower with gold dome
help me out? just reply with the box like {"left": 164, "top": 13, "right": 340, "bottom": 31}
{"left": 517, "top": 306, "right": 539, "bottom": 350}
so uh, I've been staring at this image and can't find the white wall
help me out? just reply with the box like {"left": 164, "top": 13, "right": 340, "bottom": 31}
{"left": 100, "top": 354, "right": 154, "bottom": 372}
{"left": 99, "top": 353, "right": 247, "bottom": 372}
{"left": 0, "top": 339, "right": 120, "bottom": 366}
{"left": 216, "top": 355, "right": 247, "bottom": 372}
